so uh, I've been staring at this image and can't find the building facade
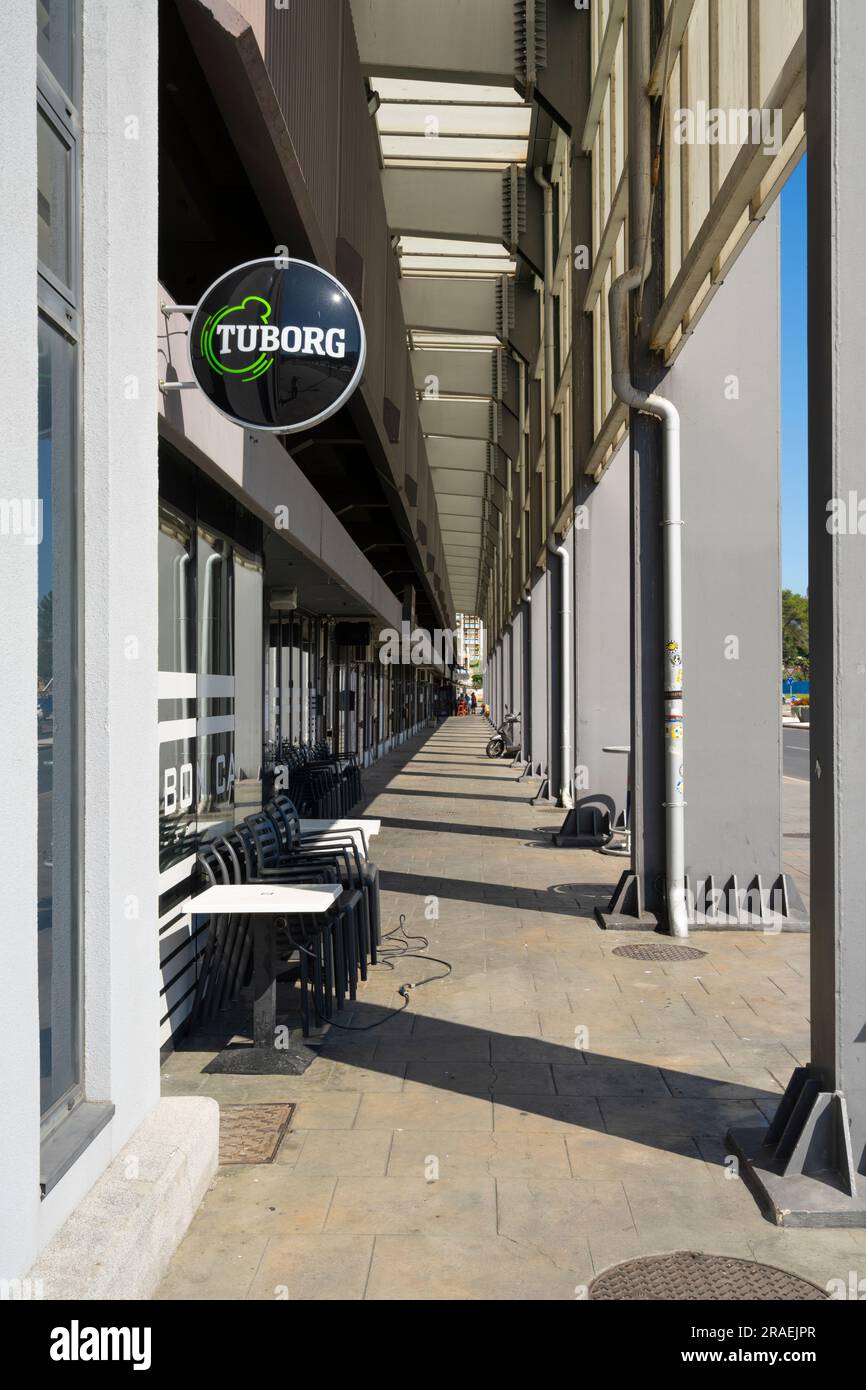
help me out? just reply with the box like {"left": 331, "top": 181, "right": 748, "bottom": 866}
{"left": 2, "top": 0, "right": 458, "bottom": 1288}
{"left": 6, "top": 0, "right": 860, "bottom": 1289}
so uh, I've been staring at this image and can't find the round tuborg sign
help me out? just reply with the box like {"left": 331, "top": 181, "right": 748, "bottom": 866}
{"left": 188, "top": 257, "right": 366, "bottom": 433}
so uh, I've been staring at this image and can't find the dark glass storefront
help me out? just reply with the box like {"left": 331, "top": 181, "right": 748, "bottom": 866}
{"left": 157, "top": 446, "right": 451, "bottom": 1043}
{"left": 157, "top": 449, "right": 264, "bottom": 1040}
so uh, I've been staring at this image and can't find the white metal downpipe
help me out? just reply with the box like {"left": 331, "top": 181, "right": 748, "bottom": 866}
{"left": 605, "top": 0, "right": 687, "bottom": 937}
{"left": 555, "top": 539, "right": 573, "bottom": 809}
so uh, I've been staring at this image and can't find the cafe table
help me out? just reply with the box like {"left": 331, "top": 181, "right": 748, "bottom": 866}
{"left": 183, "top": 881, "right": 341, "bottom": 1073}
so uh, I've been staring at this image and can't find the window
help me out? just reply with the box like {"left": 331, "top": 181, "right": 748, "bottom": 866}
{"left": 37, "top": 0, "right": 77, "bottom": 95}
{"left": 37, "top": 0, "right": 81, "bottom": 1130}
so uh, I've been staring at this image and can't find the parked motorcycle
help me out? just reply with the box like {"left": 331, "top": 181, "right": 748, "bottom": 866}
{"left": 486, "top": 709, "right": 521, "bottom": 758}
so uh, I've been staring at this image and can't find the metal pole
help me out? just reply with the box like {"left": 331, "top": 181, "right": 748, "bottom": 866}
{"left": 728, "top": 0, "right": 866, "bottom": 1225}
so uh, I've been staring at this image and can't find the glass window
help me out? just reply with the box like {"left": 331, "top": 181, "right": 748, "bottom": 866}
{"left": 37, "top": 104, "right": 73, "bottom": 293}
{"left": 37, "top": 313, "right": 79, "bottom": 1119}
{"left": 157, "top": 504, "right": 196, "bottom": 880}
{"left": 37, "top": 0, "right": 77, "bottom": 97}
{"left": 197, "top": 530, "right": 234, "bottom": 840}
{"left": 233, "top": 552, "right": 263, "bottom": 819}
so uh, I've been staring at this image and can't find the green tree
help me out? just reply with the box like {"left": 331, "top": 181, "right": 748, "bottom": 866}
{"left": 782, "top": 589, "right": 809, "bottom": 677}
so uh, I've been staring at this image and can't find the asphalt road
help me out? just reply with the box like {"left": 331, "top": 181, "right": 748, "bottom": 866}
{"left": 784, "top": 723, "right": 810, "bottom": 781}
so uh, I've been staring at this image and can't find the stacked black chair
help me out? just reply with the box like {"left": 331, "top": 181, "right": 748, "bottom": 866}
{"left": 190, "top": 838, "right": 252, "bottom": 1027}
{"left": 269, "top": 792, "right": 381, "bottom": 963}
{"left": 189, "top": 816, "right": 370, "bottom": 1038}
{"left": 273, "top": 740, "right": 364, "bottom": 817}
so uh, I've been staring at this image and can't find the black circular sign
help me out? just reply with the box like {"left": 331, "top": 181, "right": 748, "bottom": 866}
{"left": 188, "top": 257, "right": 366, "bottom": 433}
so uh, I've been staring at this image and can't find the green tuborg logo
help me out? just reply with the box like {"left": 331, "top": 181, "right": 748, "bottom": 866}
{"left": 200, "top": 294, "right": 350, "bottom": 384}
{"left": 200, "top": 295, "right": 274, "bottom": 383}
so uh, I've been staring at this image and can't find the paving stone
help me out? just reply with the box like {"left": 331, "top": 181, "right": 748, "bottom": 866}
{"left": 246, "top": 1234, "right": 375, "bottom": 1300}
{"left": 405, "top": 1060, "right": 556, "bottom": 1096}
{"left": 565, "top": 1129, "right": 710, "bottom": 1182}
{"left": 289, "top": 1129, "right": 393, "bottom": 1177}
{"left": 325, "top": 1062, "right": 407, "bottom": 1092}
{"left": 387, "top": 1129, "right": 572, "bottom": 1179}
{"left": 492, "top": 1095, "right": 604, "bottom": 1134}
{"left": 365, "top": 1234, "right": 592, "bottom": 1300}
{"left": 154, "top": 1226, "right": 269, "bottom": 1300}
{"left": 291, "top": 1093, "right": 362, "bottom": 1130}
{"left": 355, "top": 1090, "right": 494, "bottom": 1131}
{"left": 325, "top": 1176, "right": 497, "bottom": 1236}
{"left": 189, "top": 1169, "right": 337, "bottom": 1238}
{"left": 496, "top": 1178, "right": 635, "bottom": 1259}
{"left": 553, "top": 1063, "right": 670, "bottom": 1098}
{"left": 374, "top": 1035, "right": 492, "bottom": 1063}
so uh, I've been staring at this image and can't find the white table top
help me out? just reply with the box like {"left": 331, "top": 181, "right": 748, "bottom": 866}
{"left": 300, "top": 818, "right": 381, "bottom": 836}
{"left": 183, "top": 884, "right": 341, "bottom": 914}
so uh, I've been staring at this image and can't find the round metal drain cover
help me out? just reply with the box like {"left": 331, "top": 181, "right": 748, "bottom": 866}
{"left": 590, "top": 1252, "right": 827, "bottom": 1301}
{"left": 612, "top": 942, "right": 707, "bottom": 962}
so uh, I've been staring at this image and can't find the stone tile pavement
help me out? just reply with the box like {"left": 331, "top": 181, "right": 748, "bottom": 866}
{"left": 156, "top": 718, "right": 866, "bottom": 1300}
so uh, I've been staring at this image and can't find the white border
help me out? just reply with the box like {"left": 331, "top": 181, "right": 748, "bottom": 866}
{"left": 187, "top": 256, "right": 368, "bottom": 434}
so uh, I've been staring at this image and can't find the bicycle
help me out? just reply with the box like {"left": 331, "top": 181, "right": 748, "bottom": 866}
{"left": 486, "top": 710, "right": 521, "bottom": 758}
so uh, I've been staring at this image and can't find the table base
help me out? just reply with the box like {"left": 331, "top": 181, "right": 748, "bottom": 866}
{"left": 206, "top": 1044, "right": 318, "bottom": 1076}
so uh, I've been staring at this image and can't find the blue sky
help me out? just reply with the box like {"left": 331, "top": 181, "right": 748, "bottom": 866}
{"left": 780, "top": 155, "right": 808, "bottom": 594}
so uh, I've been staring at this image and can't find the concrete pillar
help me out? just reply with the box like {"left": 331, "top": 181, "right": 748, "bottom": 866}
{"left": 729, "top": 0, "right": 866, "bottom": 1224}
{"left": 529, "top": 568, "right": 549, "bottom": 779}
{"left": 502, "top": 625, "right": 512, "bottom": 716}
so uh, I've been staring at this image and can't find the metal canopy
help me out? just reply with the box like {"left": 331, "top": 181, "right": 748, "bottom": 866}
{"left": 361, "top": 61, "right": 530, "bottom": 616}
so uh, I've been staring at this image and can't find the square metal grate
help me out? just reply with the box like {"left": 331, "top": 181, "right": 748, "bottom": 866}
{"left": 218, "top": 1103, "right": 296, "bottom": 1165}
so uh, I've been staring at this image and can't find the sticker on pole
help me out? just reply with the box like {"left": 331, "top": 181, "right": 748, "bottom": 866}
{"left": 188, "top": 257, "right": 366, "bottom": 433}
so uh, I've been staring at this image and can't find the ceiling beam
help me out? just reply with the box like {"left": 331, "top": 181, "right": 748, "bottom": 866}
{"left": 349, "top": 0, "right": 516, "bottom": 85}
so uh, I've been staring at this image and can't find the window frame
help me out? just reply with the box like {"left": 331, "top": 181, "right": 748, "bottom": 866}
{"left": 37, "top": 2, "right": 85, "bottom": 1141}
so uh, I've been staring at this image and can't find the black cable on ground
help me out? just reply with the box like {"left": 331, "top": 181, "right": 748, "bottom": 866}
{"left": 317, "top": 914, "right": 452, "bottom": 1032}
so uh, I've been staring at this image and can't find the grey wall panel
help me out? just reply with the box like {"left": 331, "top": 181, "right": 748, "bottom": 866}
{"left": 502, "top": 626, "right": 513, "bottom": 715}
{"left": 574, "top": 436, "right": 630, "bottom": 818}
{"left": 384, "top": 251, "right": 408, "bottom": 412}
{"left": 265, "top": 0, "right": 343, "bottom": 267}
{"left": 337, "top": 12, "right": 375, "bottom": 270}
{"left": 664, "top": 204, "right": 783, "bottom": 885}
{"left": 361, "top": 214, "right": 388, "bottom": 417}
{"left": 510, "top": 280, "right": 540, "bottom": 364}
{"left": 403, "top": 372, "right": 419, "bottom": 489}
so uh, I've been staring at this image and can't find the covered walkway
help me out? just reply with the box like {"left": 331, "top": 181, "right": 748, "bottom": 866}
{"left": 158, "top": 720, "right": 866, "bottom": 1300}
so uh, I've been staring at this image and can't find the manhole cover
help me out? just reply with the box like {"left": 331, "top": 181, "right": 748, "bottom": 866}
{"left": 218, "top": 1103, "right": 295, "bottom": 1165}
{"left": 612, "top": 943, "right": 707, "bottom": 961}
{"left": 590, "top": 1252, "right": 827, "bottom": 1301}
